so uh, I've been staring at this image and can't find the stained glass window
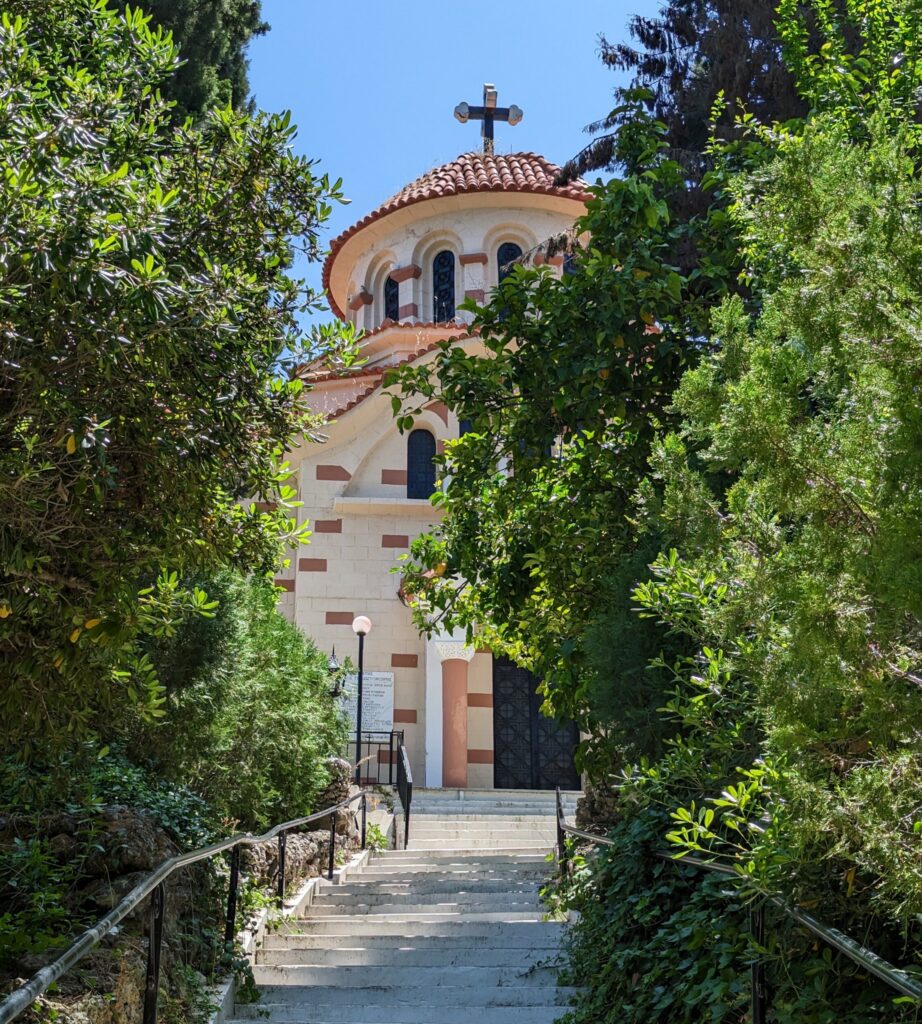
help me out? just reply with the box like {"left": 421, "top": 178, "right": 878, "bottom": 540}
{"left": 432, "top": 250, "right": 455, "bottom": 322}
{"left": 497, "top": 242, "right": 522, "bottom": 283}
{"left": 407, "top": 429, "right": 436, "bottom": 499}
{"left": 384, "top": 275, "right": 399, "bottom": 321}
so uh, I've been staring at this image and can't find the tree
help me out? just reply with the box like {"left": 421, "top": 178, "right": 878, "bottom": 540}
{"left": 0, "top": 1, "right": 345, "bottom": 748}
{"left": 387, "top": 107, "right": 737, "bottom": 770}
{"left": 142, "top": 571, "right": 347, "bottom": 830}
{"left": 562, "top": 0, "right": 807, "bottom": 184}
{"left": 111, "top": 0, "right": 268, "bottom": 122}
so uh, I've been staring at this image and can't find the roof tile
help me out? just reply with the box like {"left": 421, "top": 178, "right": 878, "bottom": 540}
{"left": 323, "top": 152, "right": 590, "bottom": 318}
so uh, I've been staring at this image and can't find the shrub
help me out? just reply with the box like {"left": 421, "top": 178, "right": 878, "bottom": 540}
{"left": 141, "top": 571, "right": 347, "bottom": 830}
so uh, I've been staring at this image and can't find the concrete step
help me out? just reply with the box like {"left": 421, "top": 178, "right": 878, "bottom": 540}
{"left": 406, "top": 842, "right": 553, "bottom": 851}
{"left": 237, "top": 793, "right": 575, "bottom": 1024}
{"left": 409, "top": 824, "right": 558, "bottom": 833}
{"left": 251, "top": 964, "right": 564, "bottom": 989}
{"left": 410, "top": 813, "right": 563, "bottom": 822}
{"left": 326, "top": 880, "right": 543, "bottom": 896}
{"left": 285, "top": 910, "right": 548, "bottom": 926}
{"left": 306, "top": 899, "right": 543, "bottom": 917}
{"left": 378, "top": 848, "right": 553, "bottom": 861}
{"left": 374, "top": 848, "right": 550, "bottom": 858}
{"left": 257, "top": 945, "right": 563, "bottom": 967}
{"left": 412, "top": 787, "right": 580, "bottom": 799}
{"left": 231, "top": 1003, "right": 572, "bottom": 1022}
{"left": 269, "top": 921, "right": 567, "bottom": 944}
{"left": 312, "top": 889, "right": 540, "bottom": 907}
{"left": 352, "top": 867, "right": 550, "bottom": 880}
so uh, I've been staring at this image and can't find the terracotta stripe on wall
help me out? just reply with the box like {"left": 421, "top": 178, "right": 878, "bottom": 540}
{"left": 253, "top": 501, "right": 277, "bottom": 512}
{"left": 393, "top": 708, "right": 418, "bottom": 724}
{"left": 382, "top": 534, "right": 409, "bottom": 548}
{"left": 325, "top": 611, "right": 354, "bottom": 625}
{"left": 381, "top": 469, "right": 407, "bottom": 485}
{"left": 467, "top": 693, "right": 493, "bottom": 708}
{"left": 390, "top": 264, "right": 421, "bottom": 283}
{"left": 460, "top": 252, "right": 488, "bottom": 265}
{"left": 274, "top": 578, "right": 294, "bottom": 592}
{"left": 467, "top": 749, "right": 494, "bottom": 764}
{"left": 464, "top": 289, "right": 485, "bottom": 304}
{"left": 298, "top": 558, "right": 327, "bottom": 572}
{"left": 398, "top": 303, "right": 418, "bottom": 319}
{"left": 391, "top": 653, "right": 419, "bottom": 668}
{"left": 424, "top": 400, "right": 449, "bottom": 425}
{"left": 316, "top": 465, "right": 351, "bottom": 481}
{"left": 314, "top": 519, "right": 342, "bottom": 533}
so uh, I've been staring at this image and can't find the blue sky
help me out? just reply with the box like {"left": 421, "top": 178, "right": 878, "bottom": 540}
{"left": 247, "top": 1, "right": 662, "bottom": 325}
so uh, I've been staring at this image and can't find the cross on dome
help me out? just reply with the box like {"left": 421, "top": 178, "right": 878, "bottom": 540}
{"left": 454, "top": 83, "right": 523, "bottom": 156}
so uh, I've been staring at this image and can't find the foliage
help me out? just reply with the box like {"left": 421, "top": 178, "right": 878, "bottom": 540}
{"left": 364, "top": 823, "right": 388, "bottom": 852}
{"left": 141, "top": 571, "right": 348, "bottom": 830}
{"left": 387, "top": 102, "right": 736, "bottom": 771}
{"left": 561, "top": 0, "right": 806, "bottom": 186}
{"left": 0, "top": 749, "right": 219, "bottom": 969}
{"left": 550, "top": 812, "right": 918, "bottom": 1023}
{"left": 0, "top": 0, "right": 346, "bottom": 750}
{"left": 109, "top": 0, "right": 268, "bottom": 122}
{"left": 394, "top": 1, "right": 922, "bottom": 1017}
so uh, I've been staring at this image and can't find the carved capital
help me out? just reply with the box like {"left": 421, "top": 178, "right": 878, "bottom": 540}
{"left": 435, "top": 641, "right": 476, "bottom": 664}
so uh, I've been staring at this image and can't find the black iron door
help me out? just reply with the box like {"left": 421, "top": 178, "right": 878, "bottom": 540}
{"left": 492, "top": 657, "right": 580, "bottom": 790}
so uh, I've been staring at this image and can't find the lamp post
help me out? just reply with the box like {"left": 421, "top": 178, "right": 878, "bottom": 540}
{"left": 351, "top": 616, "right": 371, "bottom": 785}
{"left": 327, "top": 648, "right": 343, "bottom": 699}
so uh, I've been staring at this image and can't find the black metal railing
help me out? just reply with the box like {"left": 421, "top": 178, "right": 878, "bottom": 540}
{"left": 396, "top": 742, "right": 413, "bottom": 849}
{"left": 0, "top": 790, "right": 369, "bottom": 1024}
{"left": 554, "top": 788, "right": 922, "bottom": 1019}
{"left": 348, "top": 729, "right": 405, "bottom": 785}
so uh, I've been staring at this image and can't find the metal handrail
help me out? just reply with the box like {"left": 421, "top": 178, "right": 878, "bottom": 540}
{"left": 0, "top": 789, "right": 369, "bottom": 1024}
{"left": 396, "top": 743, "right": 413, "bottom": 849}
{"left": 554, "top": 787, "right": 922, "bottom": 1013}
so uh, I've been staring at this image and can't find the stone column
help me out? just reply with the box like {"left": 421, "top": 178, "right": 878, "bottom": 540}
{"left": 435, "top": 640, "right": 475, "bottom": 788}
{"left": 459, "top": 252, "right": 488, "bottom": 326}
{"left": 390, "top": 264, "right": 420, "bottom": 322}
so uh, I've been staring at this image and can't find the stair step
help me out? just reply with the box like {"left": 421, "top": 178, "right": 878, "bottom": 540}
{"left": 236, "top": 792, "right": 578, "bottom": 1022}
{"left": 323, "top": 881, "right": 543, "bottom": 896}
{"left": 231, "top": 1002, "right": 573, "bottom": 1022}
{"left": 271, "top": 921, "right": 567, "bottom": 943}
{"left": 258, "top": 946, "right": 563, "bottom": 967}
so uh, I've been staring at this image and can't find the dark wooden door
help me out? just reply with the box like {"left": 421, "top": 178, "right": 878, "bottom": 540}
{"left": 492, "top": 657, "right": 580, "bottom": 790}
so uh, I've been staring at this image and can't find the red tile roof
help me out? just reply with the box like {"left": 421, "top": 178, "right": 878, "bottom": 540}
{"left": 315, "top": 335, "right": 473, "bottom": 420}
{"left": 323, "top": 152, "right": 590, "bottom": 318}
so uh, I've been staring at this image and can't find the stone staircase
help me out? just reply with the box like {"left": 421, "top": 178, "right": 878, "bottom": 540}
{"left": 230, "top": 789, "right": 581, "bottom": 1024}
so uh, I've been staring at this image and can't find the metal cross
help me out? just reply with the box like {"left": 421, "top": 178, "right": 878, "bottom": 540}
{"left": 454, "top": 83, "right": 523, "bottom": 156}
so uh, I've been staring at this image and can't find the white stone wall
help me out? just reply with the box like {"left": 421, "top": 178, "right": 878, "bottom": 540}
{"left": 282, "top": 185, "right": 586, "bottom": 788}
{"left": 328, "top": 192, "right": 582, "bottom": 333}
{"left": 281, "top": 386, "right": 452, "bottom": 786}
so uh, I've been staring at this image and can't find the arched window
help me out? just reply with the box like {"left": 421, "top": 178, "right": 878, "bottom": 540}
{"left": 432, "top": 250, "right": 455, "bottom": 322}
{"left": 497, "top": 242, "right": 523, "bottom": 283}
{"left": 384, "top": 275, "right": 399, "bottom": 321}
{"left": 407, "top": 429, "right": 437, "bottom": 499}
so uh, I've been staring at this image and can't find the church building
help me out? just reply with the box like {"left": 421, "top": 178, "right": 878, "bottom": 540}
{"left": 277, "top": 89, "right": 590, "bottom": 790}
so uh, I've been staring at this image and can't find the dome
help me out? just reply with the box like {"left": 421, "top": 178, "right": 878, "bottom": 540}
{"left": 322, "top": 152, "right": 590, "bottom": 319}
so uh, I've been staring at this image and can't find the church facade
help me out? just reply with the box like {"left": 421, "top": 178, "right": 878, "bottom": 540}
{"left": 277, "top": 146, "right": 589, "bottom": 790}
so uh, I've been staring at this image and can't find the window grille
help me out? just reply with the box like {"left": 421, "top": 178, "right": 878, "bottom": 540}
{"left": 407, "top": 429, "right": 436, "bottom": 499}
{"left": 432, "top": 250, "right": 455, "bottom": 322}
{"left": 497, "top": 242, "right": 523, "bottom": 283}
{"left": 384, "top": 276, "right": 399, "bottom": 321}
